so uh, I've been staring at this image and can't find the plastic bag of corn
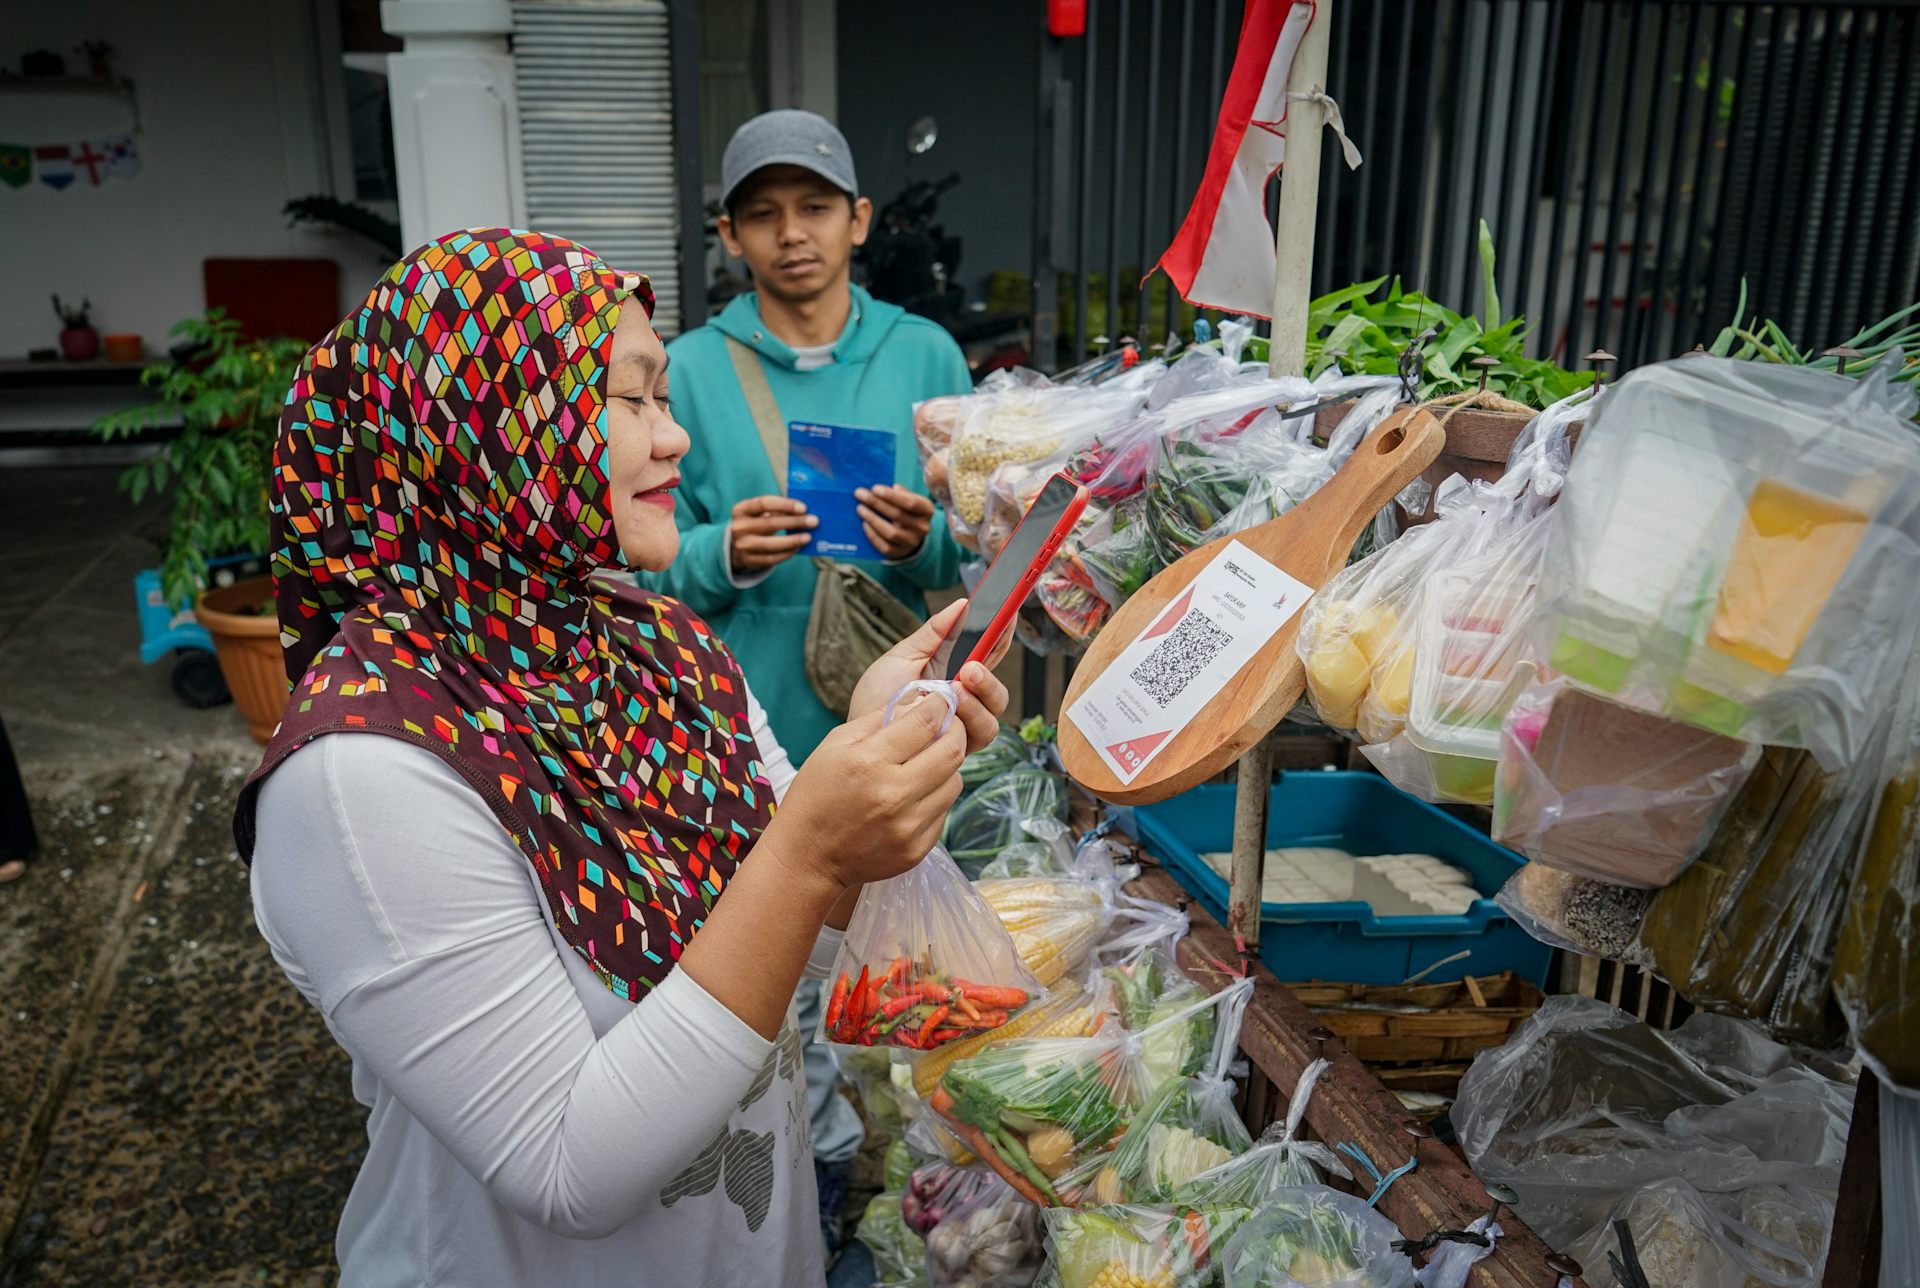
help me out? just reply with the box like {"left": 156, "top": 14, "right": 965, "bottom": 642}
{"left": 978, "top": 876, "right": 1116, "bottom": 988}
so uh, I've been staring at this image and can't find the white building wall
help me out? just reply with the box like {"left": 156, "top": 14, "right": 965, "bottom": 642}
{"left": 0, "top": 0, "right": 391, "bottom": 365}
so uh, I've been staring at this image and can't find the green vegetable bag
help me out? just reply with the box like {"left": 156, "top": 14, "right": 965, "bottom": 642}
{"left": 944, "top": 765, "right": 1070, "bottom": 878}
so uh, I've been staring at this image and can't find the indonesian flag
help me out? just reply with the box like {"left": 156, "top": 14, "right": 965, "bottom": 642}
{"left": 1153, "top": 0, "right": 1316, "bottom": 318}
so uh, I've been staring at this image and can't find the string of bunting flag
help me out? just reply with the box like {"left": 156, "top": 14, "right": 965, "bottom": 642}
{"left": 0, "top": 133, "right": 141, "bottom": 190}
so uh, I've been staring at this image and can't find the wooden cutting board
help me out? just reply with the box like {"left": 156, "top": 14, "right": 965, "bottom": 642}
{"left": 1060, "top": 407, "right": 1445, "bottom": 804}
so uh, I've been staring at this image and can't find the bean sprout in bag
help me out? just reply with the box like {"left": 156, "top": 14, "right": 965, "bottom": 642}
{"left": 819, "top": 681, "right": 1044, "bottom": 1052}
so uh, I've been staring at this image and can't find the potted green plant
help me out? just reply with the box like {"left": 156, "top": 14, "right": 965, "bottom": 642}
{"left": 54, "top": 295, "right": 100, "bottom": 362}
{"left": 94, "top": 310, "right": 310, "bottom": 741}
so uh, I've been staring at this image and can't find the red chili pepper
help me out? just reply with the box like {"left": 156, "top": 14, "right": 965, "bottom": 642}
{"left": 914, "top": 1005, "right": 951, "bottom": 1048}
{"left": 886, "top": 955, "right": 912, "bottom": 988}
{"left": 825, "top": 973, "right": 850, "bottom": 1033}
{"left": 957, "top": 983, "right": 1029, "bottom": 1009}
{"left": 879, "top": 990, "right": 931, "bottom": 1020}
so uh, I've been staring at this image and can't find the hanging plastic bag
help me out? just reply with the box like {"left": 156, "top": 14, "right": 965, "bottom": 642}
{"left": 1833, "top": 642, "right": 1920, "bottom": 1086}
{"left": 930, "top": 980, "right": 1252, "bottom": 1206}
{"left": 838, "top": 1043, "right": 924, "bottom": 1138}
{"left": 1178, "top": 1059, "right": 1352, "bottom": 1204}
{"left": 1056, "top": 1072, "right": 1255, "bottom": 1206}
{"left": 945, "top": 377, "right": 1154, "bottom": 552}
{"left": 1534, "top": 353, "right": 1920, "bottom": 769}
{"left": 944, "top": 764, "right": 1072, "bottom": 878}
{"left": 1452, "top": 993, "right": 1851, "bottom": 1261}
{"left": 1495, "top": 863, "right": 1654, "bottom": 966}
{"left": 923, "top": 1174, "right": 1048, "bottom": 1288}
{"left": 820, "top": 683, "right": 1044, "bottom": 1051}
{"left": 1296, "top": 388, "right": 1581, "bottom": 746}
{"left": 1492, "top": 675, "right": 1759, "bottom": 888}
{"left": 903, "top": 1158, "right": 1001, "bottom": 1237}
{"left": 1036, "top": 370, "right": 1320, "bottom": 643}
{"left": 1216, "top": 1187, "right": 1417, "bottom": 1288}
{"left": 1045, "top": 1202, "right": 1261, "bottom": 1288}
{"left": 978, "top": 875, "right": 1118, "bottom": 989}
{"left": 1362, "top": 508, "right": 1558, "bottom": 806}
{"left": 977, "top": 817, "right": 1078, "bottom": 881}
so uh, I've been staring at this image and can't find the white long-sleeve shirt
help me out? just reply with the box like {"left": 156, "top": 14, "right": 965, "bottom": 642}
{"left": 249, "top": 686, "right": 833, "bottom": 1287}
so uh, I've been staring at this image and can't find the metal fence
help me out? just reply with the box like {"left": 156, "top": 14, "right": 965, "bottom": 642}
{"left": 1031, "top": 0, "right": 1920, "bottom": 373}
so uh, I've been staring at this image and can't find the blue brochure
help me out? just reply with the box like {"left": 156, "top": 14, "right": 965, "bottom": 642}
{"left": 787, "top": 421, "right": 897, "bottom": 562}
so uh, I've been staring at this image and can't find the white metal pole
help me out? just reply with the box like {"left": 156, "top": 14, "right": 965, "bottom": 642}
{"left": 1229, "top": 0, "right": 1334, "bottom": 952}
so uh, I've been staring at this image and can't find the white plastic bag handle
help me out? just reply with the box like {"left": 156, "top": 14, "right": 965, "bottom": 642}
{"left": 883, "top": 679, "right": 959, "bottom": 734}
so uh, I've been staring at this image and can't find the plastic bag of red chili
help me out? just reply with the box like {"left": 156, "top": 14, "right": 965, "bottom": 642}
{"left": 818, "top": 841, "right": 1045, "bottom": 1054}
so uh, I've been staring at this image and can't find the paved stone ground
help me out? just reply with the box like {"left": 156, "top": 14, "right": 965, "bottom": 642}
{"left": 0, "top": 463, "right": 362, "bottom": 1285}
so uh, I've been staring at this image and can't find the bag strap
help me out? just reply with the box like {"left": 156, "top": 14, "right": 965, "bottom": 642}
{"left": 726, "top": 335, "right": 787, "bottom": 491}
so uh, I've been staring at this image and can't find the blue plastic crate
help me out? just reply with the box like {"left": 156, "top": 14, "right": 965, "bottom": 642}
{"left": 1133, "top": 772, "right": 1551, "bottom": 987}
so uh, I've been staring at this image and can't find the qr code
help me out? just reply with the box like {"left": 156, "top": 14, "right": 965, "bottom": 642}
{"left": 1129, "top": 610, "right": 1233, "bottom": 708}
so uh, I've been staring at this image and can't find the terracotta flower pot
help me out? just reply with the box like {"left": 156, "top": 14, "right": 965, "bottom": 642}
{"left": 104, "top": 333, "right": 143, "bottom": 363}
{"left": 60, "top": 326, "right": 101, "bottom": 362}
{"left": 195, "top": 576, "right": 287, "bottom": 743}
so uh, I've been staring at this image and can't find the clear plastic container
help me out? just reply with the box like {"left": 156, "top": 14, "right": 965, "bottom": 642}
{"left": 1537, "top": 354, "right": 1920, "bottom": 768}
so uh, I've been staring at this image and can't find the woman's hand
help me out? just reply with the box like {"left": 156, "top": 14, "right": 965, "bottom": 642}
{"left": 756, "top": 692, "right": 969, "bottom": 893}
{"left": 847, "top": 599, "right": 1012, "bottom": 755}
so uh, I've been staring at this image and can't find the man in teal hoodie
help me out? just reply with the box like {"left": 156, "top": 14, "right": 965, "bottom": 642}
{"left": 642, "top": 109, "right": 968, "bottom": 767}
{"left": 639, "top": 109, "right": 969, "bottom": 1257}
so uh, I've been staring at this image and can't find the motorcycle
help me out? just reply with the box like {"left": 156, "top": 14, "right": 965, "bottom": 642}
{"left": 858, "top": 118, "right": 1031, "bottom": 379}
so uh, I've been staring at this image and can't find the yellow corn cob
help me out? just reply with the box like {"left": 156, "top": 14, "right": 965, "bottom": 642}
{"left": 911, "top": 982, "right": 1105, "bottom": 1097}
{"left": 979, "top": 879, "right": 1107, "bottom": 989}
{"left": 1085, "top": 1260, "right": 1174, "bottom": 1288}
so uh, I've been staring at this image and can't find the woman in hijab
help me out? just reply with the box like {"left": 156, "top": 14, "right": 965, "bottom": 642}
{"left": 236, "top": 229, "right": 1008, "bottom": 1286}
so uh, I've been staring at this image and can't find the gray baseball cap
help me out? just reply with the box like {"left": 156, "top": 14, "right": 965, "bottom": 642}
{"left": 721, "top": 109, "right": 859, "bottom": 210}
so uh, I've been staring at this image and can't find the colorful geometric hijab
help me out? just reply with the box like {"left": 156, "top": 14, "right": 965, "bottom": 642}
{"left": 234, "top": 228, "right": 776, "bottom": 1002}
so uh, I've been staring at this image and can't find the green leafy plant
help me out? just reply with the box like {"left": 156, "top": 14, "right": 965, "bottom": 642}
{"left": 1304, "top": 222, "right": 1594, "bottom": 410}
{"left": 1709, "top": 283, "right": 1920, "bottom": 390}
{"left": 93, "top": 310, "right": 309, "bottom": 605}
{"left": 52, "top": 294, "right": 92, "bottom": 329}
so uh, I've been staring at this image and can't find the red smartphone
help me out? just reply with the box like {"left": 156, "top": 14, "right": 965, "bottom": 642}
{"left": 930, "top": 472, "right": 1090, "bottom": 681}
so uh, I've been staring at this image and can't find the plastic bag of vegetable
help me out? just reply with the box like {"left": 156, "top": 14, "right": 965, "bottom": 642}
{"left": 979, "top": 875, "right": 1119, "bottom": 989}
{"left": 945, "top": 765, "right": 1071, "bottom": 878}
{"left": 932, "top": 979, "right": 1254, "bottom": 1206}
{"left": 859, "top": 1186, "right": 930, "bottom": 1288}
{"left": 1098, "top": 947, "right": 1205, "bottom": 1040}
{"left": 963, "top": 727, "right": 1035, "bottom": 799}
{"left": 1058, "top": 1073, "right": 1254, "bottom": 1207}
{"left": 1564, "top": 1178, "right": 1827, "bottom": 1288}
{"left": 1177, "top": 1059, "right": 1350, "bottom": 1204}
{"left": 904, "top": 1160, "right": 1002, "bottom": 1238}
{"left": 1217, "top": 1187, "right": 1416, "bottom": 1288}
{"left": 839, "top": 1043, "right": 925, "bottom": 1136}
{"left": 977, "top": 817, "right": 1079, "bottom": 881}
{"left": 1045, "top": 1202, "right": 1259, "bottom": 1288}
{"left": 945, "top": 377, "right": 1153, "bottom": 552}
{"left": 924, "top": 1174, "right": 1047, "bottom": 1288}
{"left": 823, "top": 800, "right": 1044, "bottom": 1052}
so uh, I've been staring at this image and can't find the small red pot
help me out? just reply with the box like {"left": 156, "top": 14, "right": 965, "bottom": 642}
{"left": 60, "top": 326, "right": 101, "bottom": 362}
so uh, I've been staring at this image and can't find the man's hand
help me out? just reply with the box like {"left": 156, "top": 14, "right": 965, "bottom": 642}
{"left": 856, "top": 485, "right": 934, "bottom": 560}
{"left": 728, "top": 496, "right": 815, "bottom": 575}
